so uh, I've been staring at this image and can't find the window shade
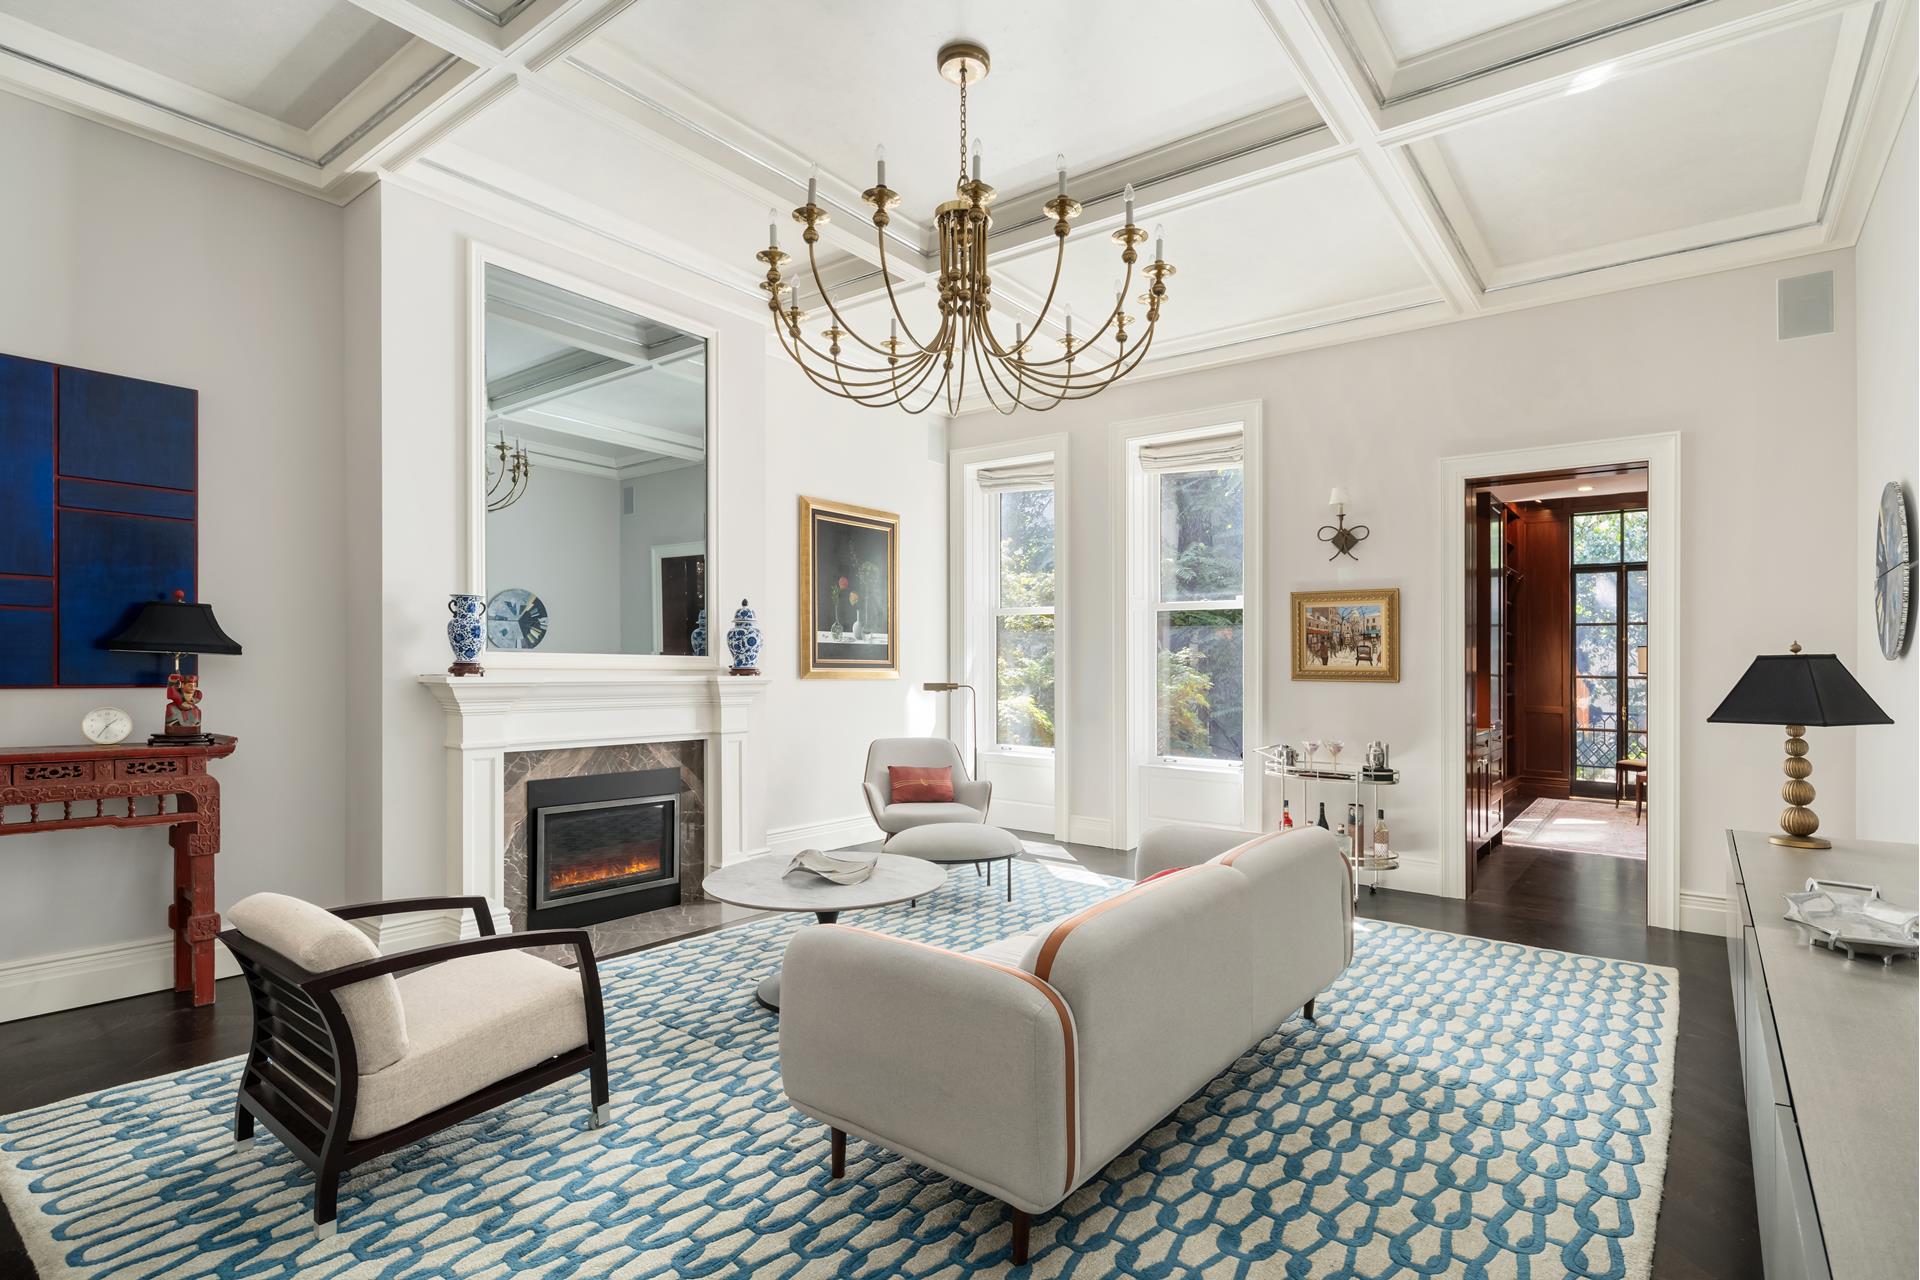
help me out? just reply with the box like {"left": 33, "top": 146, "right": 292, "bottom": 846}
{"left": 976, "top": 459, "right": 1055, "bottom": 491}
{"left": 1136, "top": 430, "right": 1243, "bottom": 472}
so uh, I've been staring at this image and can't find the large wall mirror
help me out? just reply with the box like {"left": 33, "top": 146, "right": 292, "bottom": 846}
{"left": 480, "top": 263, "right": 711, "bottom": 658}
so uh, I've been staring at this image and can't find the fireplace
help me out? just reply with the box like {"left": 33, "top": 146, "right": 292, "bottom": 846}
{"left": 527, "top": 768, "right": 681, "bottom": 928}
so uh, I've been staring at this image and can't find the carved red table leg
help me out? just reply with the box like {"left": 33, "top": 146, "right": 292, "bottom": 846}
{"left": 167, "top": 780, "right": 222, "bottom": 1004}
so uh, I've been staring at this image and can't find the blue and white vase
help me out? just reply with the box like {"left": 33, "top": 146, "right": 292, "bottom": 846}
{"left": 725, "top": 599, "right": 761, "bottom": 674}
{"left": 446, "top": 592, "right": 485, "bottom": 674}
{"left": 690, "top": 608, "right": 708, "bottom": 657}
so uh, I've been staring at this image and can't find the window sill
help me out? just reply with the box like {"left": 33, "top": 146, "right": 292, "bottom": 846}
{"left": 1147, "top": 757, "right": 1244, "bottom": 774}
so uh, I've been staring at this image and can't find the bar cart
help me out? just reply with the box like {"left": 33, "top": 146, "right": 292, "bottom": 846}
{"left": 1256, "top": 743, "right": 1401, "bottom": 897}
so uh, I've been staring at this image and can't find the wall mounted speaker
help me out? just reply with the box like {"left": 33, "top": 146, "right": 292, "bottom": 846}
{"left": 1777, "top": 270, "right": 1834, "bottom": 340}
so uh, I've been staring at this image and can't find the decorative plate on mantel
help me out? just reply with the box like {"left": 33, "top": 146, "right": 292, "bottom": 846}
{"left": 486, "top": 587, "right": 548, "bottom": 650}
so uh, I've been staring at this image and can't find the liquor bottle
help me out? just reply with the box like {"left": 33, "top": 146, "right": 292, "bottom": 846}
{"left": 1374, "top": 808, "right": 1391, "bottom": 863}
{"left": 1315, "top": 802, "right": 1329, "bottom": 830}
{"left": 1280, "top": 799, "right": 1294, "bottom": 829}
{"left": 1347, "top": 804, "right": 1362, "bottom": 862}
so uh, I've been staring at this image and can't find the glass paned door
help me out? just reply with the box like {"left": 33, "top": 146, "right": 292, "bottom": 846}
{"left": 993, "top": 489, "right": 1055, "bottom": 748}
{"left": 1570, "top": 509, "right": 1648, "bottom": 793}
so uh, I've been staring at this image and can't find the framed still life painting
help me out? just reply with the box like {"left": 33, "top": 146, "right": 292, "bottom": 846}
{"left": 800, "top": 496, "right": 899, "bottom": 679}
{"left": 1291, "top": 588, "right": 1400, "bottom": 682}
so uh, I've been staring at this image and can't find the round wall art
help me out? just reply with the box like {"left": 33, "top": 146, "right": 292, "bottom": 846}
{"left": 1875, "top": 480, "right": 1911, "bottom": 660}
{"left": 486, "top": 587, "right": 549, "bottom": 650}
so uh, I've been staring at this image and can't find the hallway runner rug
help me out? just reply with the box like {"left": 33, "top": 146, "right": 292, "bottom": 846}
{"left": 0, "top": 865, "right": 1677, "bottom": 1279}
{"left": 1505, "top": 798, "right": 1649, "bottom": 861}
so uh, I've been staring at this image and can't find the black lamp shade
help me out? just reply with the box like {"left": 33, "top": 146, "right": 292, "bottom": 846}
{"left": 1707, "top": 650, "right": 1891, "bottom": 726}
{"left": 106, "top": 592, "right": 243, "bottom": 656}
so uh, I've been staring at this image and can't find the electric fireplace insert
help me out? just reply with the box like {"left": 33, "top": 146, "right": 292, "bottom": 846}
{"left": 526, "top": 767, "right": 681, "bottom": 928}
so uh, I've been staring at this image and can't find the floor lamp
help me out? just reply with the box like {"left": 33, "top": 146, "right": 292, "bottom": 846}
{"left": 924, "top": 682, "right": 978, "bottom": 779}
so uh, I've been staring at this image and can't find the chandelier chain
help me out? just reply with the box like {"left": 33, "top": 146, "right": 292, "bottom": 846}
{"left": 956, "top": 66, "right": 968, "bottom": 188}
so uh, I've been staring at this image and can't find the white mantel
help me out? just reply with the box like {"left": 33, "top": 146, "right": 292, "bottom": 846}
{"left": 418, "top": 669, "right": 767, "bottom": 936}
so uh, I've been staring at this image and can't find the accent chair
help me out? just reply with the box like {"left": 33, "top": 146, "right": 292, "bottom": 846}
{"left": 862, "top": 737, "right": 992, "bottom": 834}
{"left": 219, "top": 893, "right": 609, "bottom": 1235}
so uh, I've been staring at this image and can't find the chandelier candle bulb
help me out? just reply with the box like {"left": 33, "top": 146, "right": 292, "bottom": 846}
{"left": 971, "top": 137, "right": 982, "bottom": 181}
{"left": 768, "top": 209, "right": 778, "bottom": 247}
{"left": 1124, "top": 182, "right": 1136, "bottom": 226}
{"left": 875, "top": 144, "right": 885, "bottom": 187}
{"left": 1056, "top": 153, "right": 1067, "bottom": 197}
{"left": 806, "top": 163, "right": 818, "bottom": 208}
{"left": 1154, "top": 223, "right": 1165, "bottom": 262}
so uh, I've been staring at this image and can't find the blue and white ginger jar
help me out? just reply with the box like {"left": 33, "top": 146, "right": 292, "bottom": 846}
{"left": 725, "top": 599, "right": 761, "bottom": 674}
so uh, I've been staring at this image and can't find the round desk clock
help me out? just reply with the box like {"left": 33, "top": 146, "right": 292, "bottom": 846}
{"left": 81, "top": 707, "right": 134, "bottom": 746}
{"left": 1876, "top": 480, "right": 1912, "bottom": 660}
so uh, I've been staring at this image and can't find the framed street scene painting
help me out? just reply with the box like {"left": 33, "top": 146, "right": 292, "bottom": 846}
{"left": 1291, "top": 588, "right": 1400, "bottom": 682}
{"left": 800, "top": 496, "right": 899, "bottom": 679}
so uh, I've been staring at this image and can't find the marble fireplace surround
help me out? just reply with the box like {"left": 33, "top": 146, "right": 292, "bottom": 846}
{"left": 419, "top": 671, "right": 767, "bottom": 940}
{"left": 503, "top": 740, "right": 707, "bottom": 956}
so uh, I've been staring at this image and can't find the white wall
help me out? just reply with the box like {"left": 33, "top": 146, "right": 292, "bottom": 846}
{"left": 0, "top": 95, "right": 347, "bottom": 1015}
{"left": 759, "top": 359, "right": 950, "bottom": 853}
{"left": 485, "top": 464, "right": 623, "bottom": 653}
{"left": 1853, "top": 92, "right": 1919, "bottom": 845}
{"left": 950, "top": 249, "right": 1861, "bottom": 926}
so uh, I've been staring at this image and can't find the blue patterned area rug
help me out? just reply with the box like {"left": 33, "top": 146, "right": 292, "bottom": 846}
{"left": 0, "top": 862, "right": 1677, "bottom": 1279}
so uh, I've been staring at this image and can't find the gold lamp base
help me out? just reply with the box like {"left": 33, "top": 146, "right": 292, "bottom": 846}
{"left": 1770, "top": 722, "right": 1830, "bottom": 850}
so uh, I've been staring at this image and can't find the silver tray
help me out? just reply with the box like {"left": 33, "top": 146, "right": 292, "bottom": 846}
{"left": 1783, "top": 879, "right": 1919, "bottom": 965}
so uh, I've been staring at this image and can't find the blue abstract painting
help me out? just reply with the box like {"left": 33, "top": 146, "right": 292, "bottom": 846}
{"left": 0, "top": 352, "right": 197, "bottom": 687}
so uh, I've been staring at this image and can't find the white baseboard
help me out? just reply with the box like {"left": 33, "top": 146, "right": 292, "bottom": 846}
{"left": 765, "top": 812, "right": 882, "bottom": 858}
{"left": 1068, "top": 815, "right": 1118, "bottom": 849}
{"left": 987, "top": 797, "right": 1056, "bottom": 834}
{"left": 0, "top": 934, "right": 242, "bottom": 1023}
{"left": 1678, "top": 890, "right": 1727, "bottom": 936}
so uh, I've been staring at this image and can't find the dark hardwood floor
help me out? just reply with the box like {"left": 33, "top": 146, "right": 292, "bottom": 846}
{"left": 0, "top": 835, "right": 1756, "bottom": 1280}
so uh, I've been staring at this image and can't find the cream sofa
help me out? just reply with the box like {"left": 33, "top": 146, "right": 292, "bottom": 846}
{"left": 779, "top": 824, "right": 1351, "bottom": 1264}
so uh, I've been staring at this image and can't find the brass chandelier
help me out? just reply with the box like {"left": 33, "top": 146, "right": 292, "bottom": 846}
{"left": 758, "top": 40, "right": 1173, "bottom": 415}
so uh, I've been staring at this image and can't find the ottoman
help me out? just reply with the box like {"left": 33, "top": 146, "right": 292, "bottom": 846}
{"left": 881, "top": 822, "right": 1024, "bottom": 902}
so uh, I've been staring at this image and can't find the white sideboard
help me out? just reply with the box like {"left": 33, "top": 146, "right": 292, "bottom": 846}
{"left": 1725, "top": 830, "right": 1919, "bottom": 1280}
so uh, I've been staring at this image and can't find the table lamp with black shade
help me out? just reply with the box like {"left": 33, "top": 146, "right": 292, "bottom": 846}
{"left": 106, "top": 589, "right": 243, "bottom": 746}
{"left": 1707, "top": 642, "right": 1892, "bottom": 849}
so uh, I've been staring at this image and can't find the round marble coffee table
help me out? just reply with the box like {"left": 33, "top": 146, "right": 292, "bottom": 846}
{"left": 701, "top": 852, "right": 947, "bottom": 1012}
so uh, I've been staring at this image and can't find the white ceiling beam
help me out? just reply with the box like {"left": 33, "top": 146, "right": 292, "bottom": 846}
{"left": 1248, "top": 0, "right": 1486, "bottom": 312}
{"left": 1371, "top": 0, "right": 1867, "bottom": 145}
{"left": 497, "top": 404, "right": 705, "bottom": 460}
{"left": 340, "top": 0, "right": 509, "bottom": 69}
{"left": 488, "top": 350, "right": 638, "bottom": 414}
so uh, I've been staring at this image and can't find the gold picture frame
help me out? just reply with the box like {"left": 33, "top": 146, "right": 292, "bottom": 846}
{"left": 1291, "top": 588, "right": 1400, "bottom": 682}
{"left": 799, "top": 496, "right": 900, "bottom": 679}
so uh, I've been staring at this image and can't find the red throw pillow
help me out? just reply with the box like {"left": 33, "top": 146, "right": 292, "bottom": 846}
{"left": 889, "top": 765, "right": 955, "bottom": 804}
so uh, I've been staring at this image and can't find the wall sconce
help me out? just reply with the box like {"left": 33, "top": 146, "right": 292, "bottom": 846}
{"left": 1317, "top": 487, "right": 1370, "bottom": 561}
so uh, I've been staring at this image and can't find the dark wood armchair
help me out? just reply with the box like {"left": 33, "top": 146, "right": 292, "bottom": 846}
{"left": 219, "top": 895, "right": 609, "bottom": 1235}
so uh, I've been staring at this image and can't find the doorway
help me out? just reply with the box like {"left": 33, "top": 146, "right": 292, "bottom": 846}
{"left": 1441, "top": 436, "right": 1679, "bottom": 930}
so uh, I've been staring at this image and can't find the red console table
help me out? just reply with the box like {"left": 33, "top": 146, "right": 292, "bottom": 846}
{"left": 0, "top": 735, "right": 237, "bottom": 1005}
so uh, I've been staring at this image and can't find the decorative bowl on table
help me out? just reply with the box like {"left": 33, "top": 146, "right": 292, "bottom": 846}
{"left": 1782, "top": 879, "right": 1919, "bottom": 965}
{"left": 787, "top": 848, "right": 878, "bottom": 885}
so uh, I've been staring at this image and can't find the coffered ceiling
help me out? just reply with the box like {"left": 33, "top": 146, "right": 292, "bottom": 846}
{"left": 0, "top": 0, "right": 1912, "bottom": 400}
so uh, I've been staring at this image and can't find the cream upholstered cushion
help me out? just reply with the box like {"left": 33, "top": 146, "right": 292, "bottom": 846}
{"left": 226, "top": 892, "right": 409, "bottom": 1074}
{"left": 351, "top": 949, "right": 589, "bottom": 1139}
{"left": 878, "top": 802, "right": 989, "bottom": 830}
{"left": 884, "top": 822, "right": 1024, "bottom": 862}
{"left": 969, "top": 922, "right": 1053, "bottom": 971}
